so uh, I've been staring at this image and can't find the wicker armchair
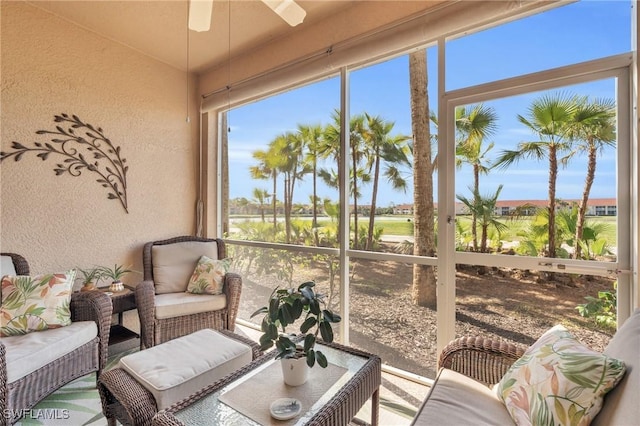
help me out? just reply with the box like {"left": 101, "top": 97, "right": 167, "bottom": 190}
{"left": 135, "top": 236, "right": 242, "bottom": 349}
{"left": 438, "top": 336, "right": 527, "bottom": 386}
{"left": 0, "top": 253, "right": 112, "bottom": 425}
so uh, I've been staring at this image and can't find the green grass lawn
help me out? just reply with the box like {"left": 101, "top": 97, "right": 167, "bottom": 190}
{"left": 232, "top": 214, "right": 618, "bottom": 246}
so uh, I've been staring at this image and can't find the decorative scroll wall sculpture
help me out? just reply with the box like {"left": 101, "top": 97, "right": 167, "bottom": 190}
{"left": 0, "top": 114, "right": 129, "bottom": 213}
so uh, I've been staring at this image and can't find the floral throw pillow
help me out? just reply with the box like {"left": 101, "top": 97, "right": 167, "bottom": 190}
{"left": 495, "top": 325, "right": 626, "bottom": 426}
{"left": 0, "top": 270, "right": 76, "bottom": 337}
{"left": 186, "top": 256, "right": 229, "bottom": 295}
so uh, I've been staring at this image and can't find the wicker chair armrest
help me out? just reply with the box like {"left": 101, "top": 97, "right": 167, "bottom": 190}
{"left": 223, "top": 272, "right": 242, "bottom": 331}
{"left": 0, "top": 341, "right": 6, "bottom": 416}
{"left": 70, "top": 291, "right": 113, "bottom": 374}
{"left": 135, "top": 280, "right": 156, "bottom": 349}
{"left": 0, "top": 252, "right": 30, "bottom": 275}
{"left": 98, "top": 368, "right": 158, "bottom": 426}
{"left": 438, "top": 336, "right": 527, "bottom": 386}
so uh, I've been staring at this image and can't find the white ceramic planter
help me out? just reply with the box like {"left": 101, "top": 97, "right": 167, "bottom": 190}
{"left": 280, "top": 357, "right": 309, "bottom": 386}
{"left": 109, "top": 280, "right": 124, "bottom": 292}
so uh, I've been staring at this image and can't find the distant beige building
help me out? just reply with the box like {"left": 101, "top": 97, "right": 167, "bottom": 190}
{"left": 455, "top": 198, "right": 617, "bottom": 216}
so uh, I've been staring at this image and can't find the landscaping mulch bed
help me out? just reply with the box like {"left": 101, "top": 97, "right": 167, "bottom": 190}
{"left": 237, "top": 248, "right": 616, "bottom": 379}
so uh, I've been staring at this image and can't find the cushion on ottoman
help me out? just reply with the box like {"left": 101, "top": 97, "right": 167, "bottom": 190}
{"left": 118, "top": 328, "right": 252, "bottom": 410}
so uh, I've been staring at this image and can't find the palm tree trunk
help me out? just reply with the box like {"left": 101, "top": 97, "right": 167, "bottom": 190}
{"left": 575, "top": 142, "right": 597, "bottom": 259}
{"left": 284, "top": 175, "right": 291, "bottom": 243}
{"left": 367, "top": 154, "right": 381, "bottom": 250}
{"left": 272, "top": 172, "right": 277, "bottom": 231}
{"left": 352, "top": 145, "right": 359, "bottom": 250}
{"left": 312, "top": 158, "right": 319, "bottom": 246}
{"left": 472, "top": 164, "right": 479, "bottom": 251}
{"left": 409, "top": 49, "right": 436, "bottom": 308}
{"left": 548, "top": 144, "right": 558, "bottom": 259}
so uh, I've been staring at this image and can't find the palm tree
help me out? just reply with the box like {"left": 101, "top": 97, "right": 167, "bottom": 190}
{"left": 272, "top": 132, "right": 311, "bottom": 243}
{"left": 409, "top": 49, "right": 436, "bottom": 307}
{"left": 251, "top": 188, "right": 270, "bottom": 222}
{"left": 363, "top": 113, "right": 411, "bottom": 250}
{"left": 457, "top": 185, "right": 508, "bottom": 253}
{"left": 319, "top": 111, "right": 371, "bottom": 249}
{"left": 299, "top": 124, "right": 324, "bottom": 246}
{"left": 455, "top": 104, "right": 498, "bottom": 251}
{"left": 565, "top": 97, "right": 616, "bottom": 259}
{"left": 494, "top": 92, "right": 577, "bottom": 259}
{"left": 249, "top": 147, "right": 282, "bottom": 232}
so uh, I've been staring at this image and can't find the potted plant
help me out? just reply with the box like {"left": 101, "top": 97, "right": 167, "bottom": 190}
{"left": 78, "top": 267, "right": 101, "bottom": 292}
{"left": 99, "top": 264, "right": 133, "bottom": 292}
{"left": 251, "top": 281, "right": 341, "bottom": 386}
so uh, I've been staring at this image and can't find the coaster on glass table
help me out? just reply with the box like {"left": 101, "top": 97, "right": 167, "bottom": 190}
{"left": 270, "top": 398, "right": 302, "bottom": 420}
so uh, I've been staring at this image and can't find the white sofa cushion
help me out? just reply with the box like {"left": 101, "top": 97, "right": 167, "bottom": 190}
{"left": 593, "top": 308, "right": 640, "bottom": 426}
{"left": 0, "top": 255, "right": 17, "bottom": 277}
{"left": 412, "top": 368, "right": 514, "bottom": 426}
{"left": 152, "top": 242, "right": 219, "bottom": 294}
{"left": 118, "top": 329, "right": 252, "bottom": 410}
{"left": 3, "top": 321, "right": 98, "bottom": 383}
{"left": 154, "top": 292, "right": 227, "bottom": 319}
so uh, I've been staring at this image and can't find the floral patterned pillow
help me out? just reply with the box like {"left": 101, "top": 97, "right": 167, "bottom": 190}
{"left": 495, "top": 325, "right": 626, "bottom": 426}
{"left": 0, "top": 270, "right": 76, "bottom": 337}
{"left": 186, "top": 256, "right": 229, "bottom": 295}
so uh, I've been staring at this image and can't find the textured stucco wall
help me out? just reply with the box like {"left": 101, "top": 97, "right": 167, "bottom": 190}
{"left": 1, "top": 2, "right": 199, "bottom": 286}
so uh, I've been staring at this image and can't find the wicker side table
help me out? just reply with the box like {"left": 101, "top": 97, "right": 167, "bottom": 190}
{"left": 98, "top": 330, "right": 262, "bottom": 426}
{"left": 97, "top": 285, "right": 139, "bottom": 346}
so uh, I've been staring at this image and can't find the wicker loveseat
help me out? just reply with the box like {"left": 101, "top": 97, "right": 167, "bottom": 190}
{"left": 412, "top": 308, "right": 640, "bottom": 425}
{"left": 0, "top": 253, "right": 112, "bottom": 425}
{"left": 135, "top": 236, "right": 242, "bottom": 349}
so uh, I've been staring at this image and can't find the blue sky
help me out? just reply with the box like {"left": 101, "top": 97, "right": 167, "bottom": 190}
{"left": 228, "top": 1, "right": 631, "bottom": 207}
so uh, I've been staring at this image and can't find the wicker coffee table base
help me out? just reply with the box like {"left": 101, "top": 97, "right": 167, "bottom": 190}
{"left": 152, "top": 341, "right": 381, "bottom": 426}
{"left": 98, "top": 330, "right": 261, "bottom": 426}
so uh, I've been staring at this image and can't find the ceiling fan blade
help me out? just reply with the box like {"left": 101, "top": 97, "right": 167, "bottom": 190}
{"left": 189, "top": 0, "right": 213, "bottom": 32}
{"left": 261, "top": 0, "right": 307, "bottom": 27}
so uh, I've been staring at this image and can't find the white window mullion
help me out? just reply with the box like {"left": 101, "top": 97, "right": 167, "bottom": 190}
{"left": 339, "top": 67, "right": 351, "bottom": 344}
{"left": 437, "top": 36, "right": 457, "bottom": 356}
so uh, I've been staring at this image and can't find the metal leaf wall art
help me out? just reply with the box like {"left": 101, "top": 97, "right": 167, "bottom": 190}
{"left": 0, "top": 114, "right": 129, "bottom": 213}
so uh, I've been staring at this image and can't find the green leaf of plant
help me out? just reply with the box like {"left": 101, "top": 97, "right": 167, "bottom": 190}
{"left": 251, "top": 306, "right": 267, "bottom": 318}
{"left": 301, "top": 285, "right": 315, "bottom": 301}
{"left": 279, "top": 304, "right": 293, "bottom": 327}
{"left": 306, "top": 349, "right": 316, "bottom": 367}
{"left": 259, "top": 334, "right": 274, "bottom": 351}
{"left": 298, "top": 281, "right": 315, "bottom": 291}
{"left": 309, "top": 298, "right": 321, "bottom": 315}
{"left": 319, "top": 321, "right": 334, "bottom": 342}
{"left": 291, "top": 297, "right": 303, "bottom": 318}
{"left": 316, "top": 350, "right": 328, "bottom": 368}
{"left": 300, "top": 317, "right": 317, "bottom": 334}
{"left": 267, "top": 323, "right": 278, "bottom": 340}
{"left": 303, "top": 333, "right": 316, "bottom": 353}
{"left": 323, "top": 309, "right": 341, "bottom": 323}
{"left": 269, "top": 297, "right": 279, "bottom": 322}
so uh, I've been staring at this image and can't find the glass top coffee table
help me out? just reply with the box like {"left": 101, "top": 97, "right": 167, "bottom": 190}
{"left": 151, "top": 340, "right": 381, "bottom": 426}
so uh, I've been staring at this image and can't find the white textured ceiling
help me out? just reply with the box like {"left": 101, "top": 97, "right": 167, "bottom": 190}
{"left": 27, "top": 0, "right": 359, "bottom": 74}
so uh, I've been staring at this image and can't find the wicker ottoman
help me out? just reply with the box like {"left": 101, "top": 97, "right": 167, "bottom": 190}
{"left": 98, "top": 329, "right": 261, "bottom": 426}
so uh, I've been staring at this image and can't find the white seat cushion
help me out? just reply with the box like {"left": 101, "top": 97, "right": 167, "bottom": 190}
{"left": 3, "top": 321, "right": 98, "bottom": 383}
{"left": 593, "top": 308, "right": 640, "bottom": 426}
{"left": 118, "top": 329, "right": 252, "bottom": 410}
{"left": 412, "top": 368, "right": 514, "bottom": 426}
{"left": 154, "top": 292, "right": 227, "bottom": 319}
{"left": 0, "top": 255, "right": 17, "bottom": 277}
{"left": 152, "top": 241, "right": 219, "bottom": 294}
